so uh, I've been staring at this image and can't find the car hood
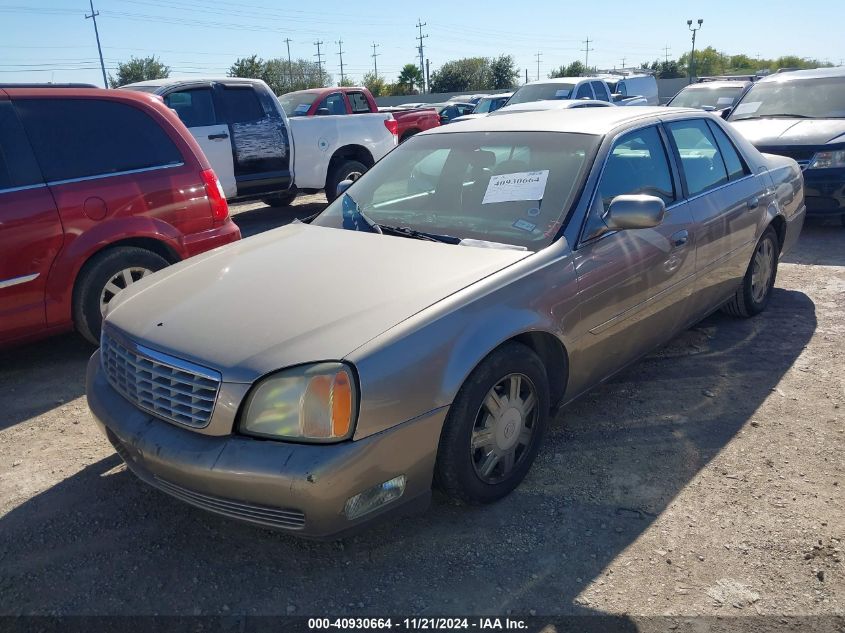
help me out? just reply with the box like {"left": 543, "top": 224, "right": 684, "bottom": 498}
{"left": 106, "top": 223, "right": 529, "bottom": 383}
{"left": 729, "top": 118, "right": 845, "bottom": 147}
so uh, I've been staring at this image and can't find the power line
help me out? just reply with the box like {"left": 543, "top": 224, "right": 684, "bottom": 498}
{"left": 284, "top": 37, "right": 292, "bottom": 88}
{"left": 371, "top": 42, "right": 380, "bottom": 77}
{"left": 336, "top": 38, "right": 345, "bottom": 85}
{"left": 415, "top": 19, "right": 428, "bottom": 93}
{"left": 581, "top": 36, "right": 593, "bottom": 71}
{"left": 313, "top": 40, "right": 324, "bottom": 84}
{"left": 663, "top": 46, "right": 671, "bottom": 63}
{"left": 84, "top": 0, "right": 108, "bottom": 88}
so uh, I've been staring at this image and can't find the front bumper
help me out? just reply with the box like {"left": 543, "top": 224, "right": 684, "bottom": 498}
{"left": 803, "top": 168, "right": 845, "bottom": 217}
{"left": 86, "top": 352, "right": 445, "bottom": 538}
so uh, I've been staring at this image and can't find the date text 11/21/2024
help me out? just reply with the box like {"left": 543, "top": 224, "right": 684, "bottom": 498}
{"left": 307, "top": 617, "right": 530, "bottom": 630}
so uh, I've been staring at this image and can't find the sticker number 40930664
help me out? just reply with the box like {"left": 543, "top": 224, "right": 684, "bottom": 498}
{"left": 483, "top": 170, "right": 549, "bottom": 205}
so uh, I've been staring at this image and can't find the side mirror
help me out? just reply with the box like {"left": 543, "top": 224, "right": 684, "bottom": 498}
{"left": 605, "top": 195, "right": 665, "bottom": 230}
{"left": 336, "top": 179, "right": 354, "bottom": 198}
{"left": 316, "top": 107, "right": 331, "bottom": 116}
{"left": 720, "top": 107, "right": 732, "bottom": 120}
{"left": 701, "top": 105, "right": 716, "bottom": 112}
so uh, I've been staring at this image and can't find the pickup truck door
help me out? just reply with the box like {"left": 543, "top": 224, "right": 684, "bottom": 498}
{"left": 0, "top": 100, "right": 63, "bottom": 343}
{"left": 215, "top": 82, "right": 292, "bottom": 199}
{"left": 162, "top": 86, "right": 237, "bottom": 198}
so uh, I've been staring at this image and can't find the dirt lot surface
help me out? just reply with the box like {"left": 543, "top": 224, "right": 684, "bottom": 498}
{"left": 1, "top": 197, "right": 842, "bottom": 626}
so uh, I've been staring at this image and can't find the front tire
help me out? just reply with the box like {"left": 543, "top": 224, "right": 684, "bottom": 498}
{"left": 722, "top": 226, "right": 779, "bottom": 318}
{"left": 325, "top": 159, "right": 367, "bottom": 203}
{"left": 435, "top": 342, "right": 550, "bottom": 504}
{"left": 73, "top": 247, "right": 169, "bottom": 344}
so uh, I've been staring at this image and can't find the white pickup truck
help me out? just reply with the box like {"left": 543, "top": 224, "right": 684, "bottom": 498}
{"left": 123, "top": 78, "right": 398, "bottom": 205}
{"left": 507, "top": 76, "right": 655, "bottom": 107}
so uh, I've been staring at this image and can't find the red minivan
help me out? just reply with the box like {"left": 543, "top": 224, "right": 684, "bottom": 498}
{"left": 0, "top": 86, "right": 241, "bottom": 347}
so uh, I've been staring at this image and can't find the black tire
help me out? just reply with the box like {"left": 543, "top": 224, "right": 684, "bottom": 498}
{"left": 73, "top": 247, "right": 169, "bottom": 344}
{"left": 434, "top": 342, "right": 550, "bottom": 504}
{"left": 722, "top": 226, "right": 779, "bottom": 318}
{"left": 325, "top": 159, "right": 368, "bottom": 203}
{"left": 262, "top": 190, "right": 298, "bottom": 208}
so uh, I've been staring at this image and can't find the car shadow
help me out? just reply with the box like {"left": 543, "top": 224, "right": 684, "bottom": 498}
{"left": 0, "top": 288, "right": 816, "bottom": 621}
{"left": 231, "top": 198, "right": 327, "bottom": 239}
{"left": 781, "top": 217, "right": 845, "bottom": 266}
{"left": 0, "top": 333, "right": 93, "bottom": 431}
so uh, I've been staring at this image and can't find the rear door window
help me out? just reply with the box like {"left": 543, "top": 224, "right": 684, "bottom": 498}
{"left": 317, "top": 93, "right": 347, "bottom": 115}
{"left": 220, "top": 86, "right": 265, "bottom": 123}
{"left": 164, "top": 88, "right": 217, "bottom": 127}
{"left": 706, "top": 120, "right": 750, "bottom": 181}
{"left": 667, "top": 119, "right": 729, "bottom": 196}
{"left": 0, "top": 101, "right": 43, "bottom": 190}
{"left": 575, "top": 83, "right": 594, "bottom": 99}
{"left": 347, "top": 92, "right": 371, "bottom": 113}
{"left": 15, "top": 98, "right": 183, "bottom": 182}
{"left": 591, "top": 81, "right": 610, "bottom": 101}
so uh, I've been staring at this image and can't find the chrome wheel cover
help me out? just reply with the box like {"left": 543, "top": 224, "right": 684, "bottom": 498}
{"left": 751, "top": 238, "right": 775, "bottom": 304}
{"left": 100, "top": 267, "right": 153, "bottom": 316}
{"left": 471, "top": 373, "right": 538, "bottom": 484}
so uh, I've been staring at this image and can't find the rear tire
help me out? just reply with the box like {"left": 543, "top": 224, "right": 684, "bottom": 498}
{"left": 722, "top": 226, "right": 779, "bottom": 318}
{"left": 434, "top": 342, "right": 549, "bottom": 505}
{"left": 73, "top": 247, "right": 169, "bottom": 345}
{"left": 325, "top": 159, "right": 368, "bottom": 203}
{"left": 262, "top": 190, "right": 298, "bottom": 208}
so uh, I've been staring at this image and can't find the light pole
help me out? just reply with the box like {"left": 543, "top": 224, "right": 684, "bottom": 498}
{"left": 687, "top": 18, "right": 703, "bottom": 83}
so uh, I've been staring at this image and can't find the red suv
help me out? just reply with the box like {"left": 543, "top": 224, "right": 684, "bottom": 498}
{"left": 0, "top": 86, "right": 241, "bottom": 347}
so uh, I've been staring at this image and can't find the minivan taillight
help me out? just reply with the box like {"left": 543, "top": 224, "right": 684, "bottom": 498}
{"left": 200, "top": 168, "right": 229, "bottom": 223}
{"left": 384, "top": 117, "right": 399, "bottom": 136}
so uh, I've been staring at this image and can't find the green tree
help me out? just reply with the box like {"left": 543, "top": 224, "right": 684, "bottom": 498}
{"left": 228, "top": 54, "right": 265, "bottom": 80}
{"left": 338, "top": 76, "right": 357, "bottom": 87}
{"left": 108, "top": 55, "right": 169, "bottom": 88}
{"left": 549, "top": 60, "right": 585, "bottom": 78}
{"left": 429, "top": 57, "right": 490, "bottom": 93}
{"left": 489, "top": 54, "right": 519, "bottom": 89}
{"left": 363, "top": 71, "right": 387, "bottom": 97}
{"left": 678, "top": 46, "right": 727, "bottom": 78}
{"left": 397, "top": 63, "right": 425, "bottom": 94}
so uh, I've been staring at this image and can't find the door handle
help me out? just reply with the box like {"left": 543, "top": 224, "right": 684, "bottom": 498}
{"left": 746, "top": 196, "right": 760, "bottom": 210}
{"left": 670, "top": 229, "right": 689, "bottom": 248}
{"left": 207, "top": 133, "right": 229, "bottom": 140}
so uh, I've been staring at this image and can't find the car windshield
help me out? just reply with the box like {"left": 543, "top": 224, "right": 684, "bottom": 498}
{"left": 123, "top": 85, "right": 160, "bottom": 94}
{"left": 473, "top": 97, "right": 507, "bottom": 114}
{"left": 670, "top": 85, "right": 744, "bottom": 109}
{"left": 730, "top": 76, "right": 845, "bottom": 120}
{"left": 311, "top": 131, "right": 599, "bottom": 251}
{"left": 508, "top": 83, "right": 576, "bottom": 105}
{"left": 277, "top": 91, "right": 319, "bottom": 116}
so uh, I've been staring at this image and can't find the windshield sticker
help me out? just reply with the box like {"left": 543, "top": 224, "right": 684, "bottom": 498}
{"left": 733, "top": 101, "right": 761, "bottom": 115}
{"left": 483, "top": 170, "right": 549, "bottom": 204}
{"left": 555, "top": 89, "right": 571, "bottom": 98}
{"left": 717, "top": 97, "right": 735, "bottom": 105}
{"left": 512, "top": 218, "right": 537, "bottom": 233}
{"left": 294, "top": 103, "right": 310, "bottom": 114}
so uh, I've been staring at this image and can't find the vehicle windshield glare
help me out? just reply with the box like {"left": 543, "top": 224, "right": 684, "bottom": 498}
{"left": 670, "top": 86, "right": 743, "bottom": 109}
{"left": 508, "top": 83, "right": 576, "bottom": 105}
{"left": 311, "top": 131, "right": 599, "bottom": 251}
{"left": 277, "top": 91, "right": 319, "bottom": 116}
{"left": 730, "top": 77, "right": 845, "bottom": 120}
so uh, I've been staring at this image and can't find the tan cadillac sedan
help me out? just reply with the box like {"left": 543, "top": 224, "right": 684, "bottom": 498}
{"left": 87, "top": 107, "right": 805, "bottom": 538}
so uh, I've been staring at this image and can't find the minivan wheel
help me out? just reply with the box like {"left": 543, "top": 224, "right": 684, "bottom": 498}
{"left": 434, "top": 342, "right": 549, "bottom": 504}
{"left": 722, "top": 226, "right": 779, "bottom": 318}
{"left": 73, "top": 247, "right": 169, "bottom": 344}
{"left": 325, "top": 159, "right": 367, "bottom": 203}
{"left": 262, "top": 190, "right": 298, "bottom": 208}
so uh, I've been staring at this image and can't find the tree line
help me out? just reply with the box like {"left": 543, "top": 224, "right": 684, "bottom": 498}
{"left": 108, "top": 49, "right": 834, "bottom": 94}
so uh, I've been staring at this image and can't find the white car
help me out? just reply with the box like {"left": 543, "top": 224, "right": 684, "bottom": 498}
{"left": 594, "top": 73, "right": 659, "bottom": 106}
{"left": 124, "top": 78, "right": 398, "bottom": 205}
{"left": 451, "top": 98, "right": 614, "bottom": 124}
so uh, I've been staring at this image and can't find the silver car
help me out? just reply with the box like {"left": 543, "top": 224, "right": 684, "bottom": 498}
{"left": 86, "top": 107, "right": 805, "bottom": 538}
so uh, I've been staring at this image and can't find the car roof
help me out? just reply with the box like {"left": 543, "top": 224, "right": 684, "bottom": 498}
{"left": 123, "top": 77, "right": 267, "bottom": 88}
{"left": 756, "top": 66, "right": 845, "bottom": 82}
{"left": 424, "top": 106, "right": 699, "bottom": 136}
{"left": 681, "top": 81, "right": 749, "bottom": 89}
{"left": 522, "top": 77, "right": 586, "bottom": 85}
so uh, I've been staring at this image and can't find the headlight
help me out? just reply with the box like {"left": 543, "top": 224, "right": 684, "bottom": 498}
{"left": 808, "top": 150, "right": 845, "bottom": 169}
{"left": 240, "top": 362, "right": 357, "bottom": 442}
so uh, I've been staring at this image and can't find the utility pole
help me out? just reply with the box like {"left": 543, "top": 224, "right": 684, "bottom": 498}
{"left": 425, "top": 58, "right": 430, "bottom": 92}
{"left": 415, "top": 19, "right": 428, "bottom": 93}
{"left": 534, "top": 51, "right": 541, "bottom": 80}
{"left": 663, "top": 46, "right": 671, "bottom": 64}
{"left": 581, "top": 37, "right": 593, "bottom": 71}
{"left": 314, "top": 40, "right": 324, "bottom": 86}
{"left": 284, "top": 37, "right": 293, "bottom": 89}
{"left": 621, "top": 57, "right": 626, "bottom": 70}
{"left": 371, "top": 42, "right": 380, "bottom": 76}
{"left": 336, "top": 39, "right": 345, "bottom": 85}
{"left": 525, "top": 68, "right": 528, "bottom": 84}
{"left": 687, "top": 19, "right": 703, "bottom": 83}
{"left": 85, "top": 0, "right": 108, "bottom": 88}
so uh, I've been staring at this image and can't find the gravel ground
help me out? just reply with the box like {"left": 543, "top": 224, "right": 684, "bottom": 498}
{"left": 0, "top": 198, "right": 842, "bottom": 624}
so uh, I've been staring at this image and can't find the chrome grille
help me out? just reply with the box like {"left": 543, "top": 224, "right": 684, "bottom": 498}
{"left": 153, "top": 476, "right": 306, "bottom": 530}
{"left": 101, "top": 329, "right": 221, "bottom": 428}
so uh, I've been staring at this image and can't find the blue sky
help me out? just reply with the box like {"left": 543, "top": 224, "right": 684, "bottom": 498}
{"left": 2, "top": 0, "right": 844, "bottom": 87}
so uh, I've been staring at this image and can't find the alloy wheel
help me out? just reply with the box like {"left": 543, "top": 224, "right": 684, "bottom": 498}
{"left": 751, "top": 238, "right": 775, "bottom": 304}
{"left": 99, "top": 267, "right": 153, "bottom": 316}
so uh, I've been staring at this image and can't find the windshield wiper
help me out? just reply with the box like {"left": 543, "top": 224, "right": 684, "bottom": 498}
{"left": 760, "top": 113, "right": 816, "bottom": 119}
{"left": 376, "top": 224, "right": 461, "bottom": 244}
{"left": 341, "top": 193, "right": 459, "bottom": 244}
{"left": 342, "top": 193, "right": 382, "bottom": 234}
